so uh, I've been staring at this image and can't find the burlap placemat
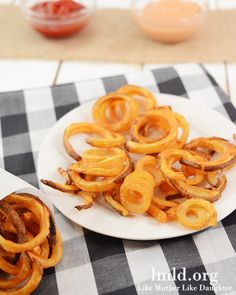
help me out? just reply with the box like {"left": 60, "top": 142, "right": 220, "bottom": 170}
{"left": 0, "top": 5, "right": 236, "bottom": 63}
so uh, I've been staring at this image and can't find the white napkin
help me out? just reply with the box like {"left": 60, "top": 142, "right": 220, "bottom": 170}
{"left": 0, "top": 168, "right": 53, "bottom": 213}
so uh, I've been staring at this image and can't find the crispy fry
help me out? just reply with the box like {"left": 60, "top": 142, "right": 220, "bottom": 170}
{"left": 0, "top": 254, "right": 31, "bottom": 290}
{"left": 117, "top": 84, "right": 157, "bottom": 112}
{"left": 69, "top": 148, "right": 126, "bottom": 176}
{"left": 181, "top": 164, "right": 205, "bottom": 186}
{"left": 75, "top": 191, "right": 96, "bottom": 210}
{"left": 135, "top": 155, "right": 163, "bottom": 186}
{"left": 69, "top": 170, "right": 116, "bottom": 192}
{"left": 126, "top": 109, "right": 179, "bottom": 154}
{"left": 206, "top": 171, "right": 221, "bottom": 188}
{"left": 0, "top": 255, "right": 20, "bottom": 275}
{"left": 160, "top": 149, "right": 205, "bottom": 181}
{"left": 92, "top": 93, "right": 139, "bottom": 132}
{"left": 104, "top": 191, "right": 129, "bottom": 216}
{"left": 170, "top": 175, "right": 227, "bottom": 202}
{"left": 120, "top": 170, "right": 155, "bottom": 214}
{"left": 28, "top": 229, "right": 63, "bottom": 269}
{"left": 176, "top": 199, "right": 217, "bottom": 230}
{"left": 152, "top": 195, "right": 178, "bottom": 209}
{"left": 86, "top": 131, "right": 125, "bottom": 148}
{"left": 41, "top": 179, "right": 79, "bottom": 194}
{"left": 159, "top": 180, "right": 178, "bottom": 196}
{"left": 58, "top": 167, "right": 72, "bottom": 184}
{"left": 0, "top": 259, "right": 43, "bottom": 295}
{"left": 0, "top": 201, "right": 27, "bottom": 244}
{"left": 64, "top": 122, "right": 125, "bottom": 160}
{"left": 0, "top": 195, "right": 50, "bottom": 253}
{"left": 183, "top": 137, "right": 236, "bottom": 171}
{"left": 147, "top": 204, "right": 168, "bottom": 223}
{"left": 165, "top": 206, "right": 178, "bottom": 221}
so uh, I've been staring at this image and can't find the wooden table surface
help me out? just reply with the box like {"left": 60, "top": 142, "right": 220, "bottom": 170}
{"left": 1, "top": 0, "right": 236, "bottom": 107}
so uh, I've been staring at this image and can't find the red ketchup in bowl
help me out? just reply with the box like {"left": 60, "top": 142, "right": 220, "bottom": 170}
{"left": 29, "top": 0, "right": 91, "bottom": 38}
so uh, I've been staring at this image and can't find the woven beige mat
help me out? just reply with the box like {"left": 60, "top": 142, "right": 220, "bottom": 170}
{"left": 0, "top": 5, "right": 236, "bottom": 63}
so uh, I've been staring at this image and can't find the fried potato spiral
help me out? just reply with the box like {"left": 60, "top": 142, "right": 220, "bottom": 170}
{"left": 126, "top": 108, "right": 189, "bottom": 154}
{"left": 117, "top": 84, "right": 157, "bottom": 112}
{"left": 92, "top": 93, "right": 139, "bottom": 132}
{"left": 176, "top": 199, "right": 217, "bottom": 230}
{"left": 120, "top": 170, "right": 155, "bottom": 214}
{"left": 64, "top": 122, "right": 125, "bottom": 160}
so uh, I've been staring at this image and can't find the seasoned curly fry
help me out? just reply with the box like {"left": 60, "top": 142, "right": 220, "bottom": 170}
{"left": 41, "top": 179, "right": 80, "bottom": 194}
{"left": 135, "top": 155, "right": 163, "bottom": 187}
{"left": 117, "top": 84, "right": 157, "bottom": 112}
{"left": 147, "top": 204, "right": 168, "bottom": 223}
{"left": 104, "top": 191, "right": 129, "bottom": 216}
{"left": 69, "top": 148, "right": 126, "bottom": 176}
{"left": 75, "top": 191, "right": 97, "bottom": 210}
{"left": 183, "top": 137, "right": 236, "bottom": 171}
{"left": 176, "top": 199, "right": 217, "bottom": 230}
{"left": 120, "top": 170, "right": 155, "bottom": 214}
{"left": 64, "top": 122, "right": 125, "bottom": 160}
{"left": 126, "top": 109, "right": 179, "bottom": 154}
{"left": 92, "top": 93, "right": 139, "bottom": 132}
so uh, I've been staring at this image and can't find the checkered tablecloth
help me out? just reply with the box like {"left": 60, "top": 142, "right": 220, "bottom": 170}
{"left": 1, "top": 64, "right": 236, "bottom": 295}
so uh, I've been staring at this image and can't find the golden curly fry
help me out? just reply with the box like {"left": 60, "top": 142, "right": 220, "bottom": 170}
{"left": 75, "top": 191, "right": 96, "bottom": 210}
{"left": 104, "top": 191, "right": 129, "bottom": 216}
{"left": 120, "top": 170, "right": 155, "bottom": 214}
{"left": 69, "top": 170, "right": 116, "bottom": 192}
{"left": 41, "top": 179, "right": 80, "bottom": 194}
{"left": 126, "top": 109, "right": 179, "bottom": 154}
{"left": 117, "top": 84, "right": 157, "bottom": 112}
{"left": 0, "top": 195, "right": 50, "bottom": 253}
{"left": 57, "top": 167, "right": 72, "bottom": 184}
{"left": 135, "top": 155, "right": 163, "bottom": 187}
{"left": 86, "top": 131, "right": 125, "bottom": 148}
{"left": 0, "top": 255, "right": 21, "bottom": 275}
{"left": 0, "top": 259, "right": 43, "bottom": 295}
{"left": 170, "top": 175, "right": 227, "bottom": 203}
{"left": 108, "top": 100, "right": 126, "bottom": 123}
{"left": 0, "top": 254, "right": 31, "bottom": 290}
{"left": 206, "top": 171, "right": 221, "bottom": 188}
{"left": 92, "top": 93, "right": 139, "bottom": 132}
{"left": 159, "top": 180, "right": 178, "bottom": 196}
{"left": 183, "top": 137, "right": 236, "bottom": 171}
{"left": 176, "top": 199, "right": 217, "bottom": 230}
{"left": 147, "top": 204, "right": 168, "bottom": 223}
{"left": 69, "top": 148, "right": 126, "bottom": 177}
{"left": 152, "top": 195, "right": 178, "bottom": 209}
{"left": 139, "top": 121, "right": 168, "bottom": 143}
{"left": 64, "top": 122, "right": 125, "bottom": 160}
{"left": 38, "top": 238, "right": 50, "bottom": 259}
{"left": 28, "top": 229, "right": 63, "bottom": 269}
{"left": 172, "top": 112, "right": 190, "bottom": 148}
{"left": 181, "top": 165, "right": 205, "bottom": 186}
{"left": 159, "top": 149, "right": 207, "bottom": 181}
{"left": 165, "top": 206, "right": 178, "bottom": 221}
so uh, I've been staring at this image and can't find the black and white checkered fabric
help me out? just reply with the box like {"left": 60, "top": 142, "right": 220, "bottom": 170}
{"left": 1, "top": 64, "right": 236, "bottom": 295}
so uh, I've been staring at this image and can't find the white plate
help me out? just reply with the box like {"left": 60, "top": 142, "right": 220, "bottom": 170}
{"left": 38, "top": 94, "right": 236, "bottom": 240}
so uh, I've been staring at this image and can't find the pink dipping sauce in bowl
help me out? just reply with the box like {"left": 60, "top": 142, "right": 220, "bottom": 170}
{"left": 132, "top": 0, "right": 207, "bottom": 43}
